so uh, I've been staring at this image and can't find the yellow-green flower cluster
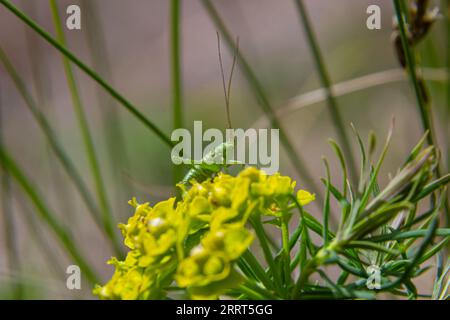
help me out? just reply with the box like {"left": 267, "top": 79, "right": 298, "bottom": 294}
{"left": 94, "top": 167, "right": 314, "bottom": 300}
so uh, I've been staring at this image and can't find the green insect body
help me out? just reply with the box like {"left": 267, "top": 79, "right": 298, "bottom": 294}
{"left": 178, "top": 34, "right": 241, "bottom": 189}
{"left": 180, "top": 141, "right": 238, "bottom": 186}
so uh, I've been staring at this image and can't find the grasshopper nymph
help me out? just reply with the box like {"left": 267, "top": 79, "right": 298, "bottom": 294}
{"left": 175, "top": 34, "right": 241, "bottom": 189}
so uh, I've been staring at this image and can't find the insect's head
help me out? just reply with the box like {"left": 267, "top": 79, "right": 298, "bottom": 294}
{"left": 210, "top": 141, "right": 234, "bottom": 165}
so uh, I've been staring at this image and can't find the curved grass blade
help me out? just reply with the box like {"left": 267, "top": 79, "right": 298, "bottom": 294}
{"left": 0, "top": 84, "right": 23, "bottom": 299}
{"left": 80, "top": 0, "right": 134, "bottom": 209}
{"left": 0, "top": 47, "right": 113, "bottom": 242}
{"left": 170, "top": 0, "right": 184, "bottom": 189}
{"left": 0, "top": 147, "right": 100, "bottom": 285}
{"left": 294, "top": 0, "right": 357, "bottom": 185}
{"left": 0, "top": 0, "right": 173, "bottom": 147}
{"left": 48, "top": 0, "right": 123, "bottom": 257}
{"left": 393, "top": 0, "right": 437, "bottom": 147}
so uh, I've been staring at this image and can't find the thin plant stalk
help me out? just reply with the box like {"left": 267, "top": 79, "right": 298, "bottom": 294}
{"left": 0, "top": 47, "right": 115, "bottom": 247}
{"left": 294, "top": 0, "right": 357, "bottom": 185}
{"left": 393, "top": 0, "right": 438, "bottom": 148}
{"left": 201, "top": 0, "right": 321, "bottom": 200}
{"left": 16, "top": 196, "right": 67, "bottom": 281}
{"left": 21, "top": 0, "right": 51, "bottom": 108}
{"left": 80, "top": 0, "right": 133, "bottom": 210}
{"left": 446, "top": 0, "right": 450, "bottom": 227}
{"left": 0, "top": 0, "right": 173, "bottom": 147}
{"left": 48, "top": 0, "right": 121, "bottom": 256}
{"left": 446, "top": 0, "right": 450, "bottom": 171}
{"left": 251, "top": 67, "right": 448, "bottom": 128}
{"left": 21, "top": 0, "right": 78, "bottom": 226}
{"left": 0, "top": 147, "right": 100, "bottom": 285}
{"left": 393, "top": 0, "right": 449, "bottom": 224}
{"left": 171, "top": 0, "right": 184, "bottom": 189}
{"left": 0, "top": 84, "right": 23, "bottom": 299}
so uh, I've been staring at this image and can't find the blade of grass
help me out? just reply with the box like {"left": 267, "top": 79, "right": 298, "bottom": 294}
{"left": 446, "top": 0, "right": 450, "bottom": 172}
{"left": 21, "top": 0, "right": 78, "bottom": 228}
{"left": 293, "top": 0, "right": 357, "bottom": 186}
{"left": 48, "top": 0, "right": 121, "bottom": 256}
{"left": 0, "top": 47, "right": 108, "bottom": 235}
{"left": 201, "top": 0, "right": 321, "bottom": 200}
{"left": 0, "top": 147, "right": 100, "bottom": 285}
{"left": 15, "top": 195, "right": 66, "bottom": 282}
{"left": 80, "top": 0, "right": 134, "bottom": 210}
{"left": 274, "top": 67, "right": 448, "bottom": 119}
{"left": 395, "top": 0, "right": 450, "bottom": 225}
{"left": 170, "top": 0, "right": 184, "bottom": 190}
{"left": 0, "top": 0, "right": 173, "bottom": 147}
{"left": 392, "top": 0, "right": 439, "bottom": 156}
{"left": 0, "top": 83, "right": 23, "bottom": 299}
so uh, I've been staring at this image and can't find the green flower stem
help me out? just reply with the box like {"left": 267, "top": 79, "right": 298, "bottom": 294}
{"left": 294, "top": 0, "right": 357, "bottom": 185}
{"left": 281, "top": 218, "right": 290, "bottom": 255}
{"left": 170, "top": 0, "right": 184, "bottom": 190}
{"left": 291, "top": 253, "right": 317, "bottom": 299}
{"left": 48, "top": 0, "right": 122, "bottom": 257}
{"left": 0, "top": 147, "right": 100, "bottom": 285}
{"left": 201, "top": 0, "right": 322, "bottom": 202}
{"left": 0, "top": 0, "right": 173, "bottom": 147}
{"left": 280, "top": 216, "right": 292, "bottom": 288}
{"left": 291, "top": 240, "right": 339, "bottom": 299}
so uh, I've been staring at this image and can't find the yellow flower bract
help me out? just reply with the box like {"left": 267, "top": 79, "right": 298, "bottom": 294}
{"left": 94, "top": 167, "right": 313, "bottom": 300}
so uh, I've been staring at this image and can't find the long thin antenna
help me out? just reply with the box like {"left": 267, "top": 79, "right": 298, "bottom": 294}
{"left": 216, "top": 32, "right": 238, "bottom": 129}
{"left": 227, "top": 37, "right": 239, "bottom": 121}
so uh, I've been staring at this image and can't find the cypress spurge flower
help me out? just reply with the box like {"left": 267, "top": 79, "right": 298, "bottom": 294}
{"left": 94, "top": 167, "right": 314, "bottom": 299}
